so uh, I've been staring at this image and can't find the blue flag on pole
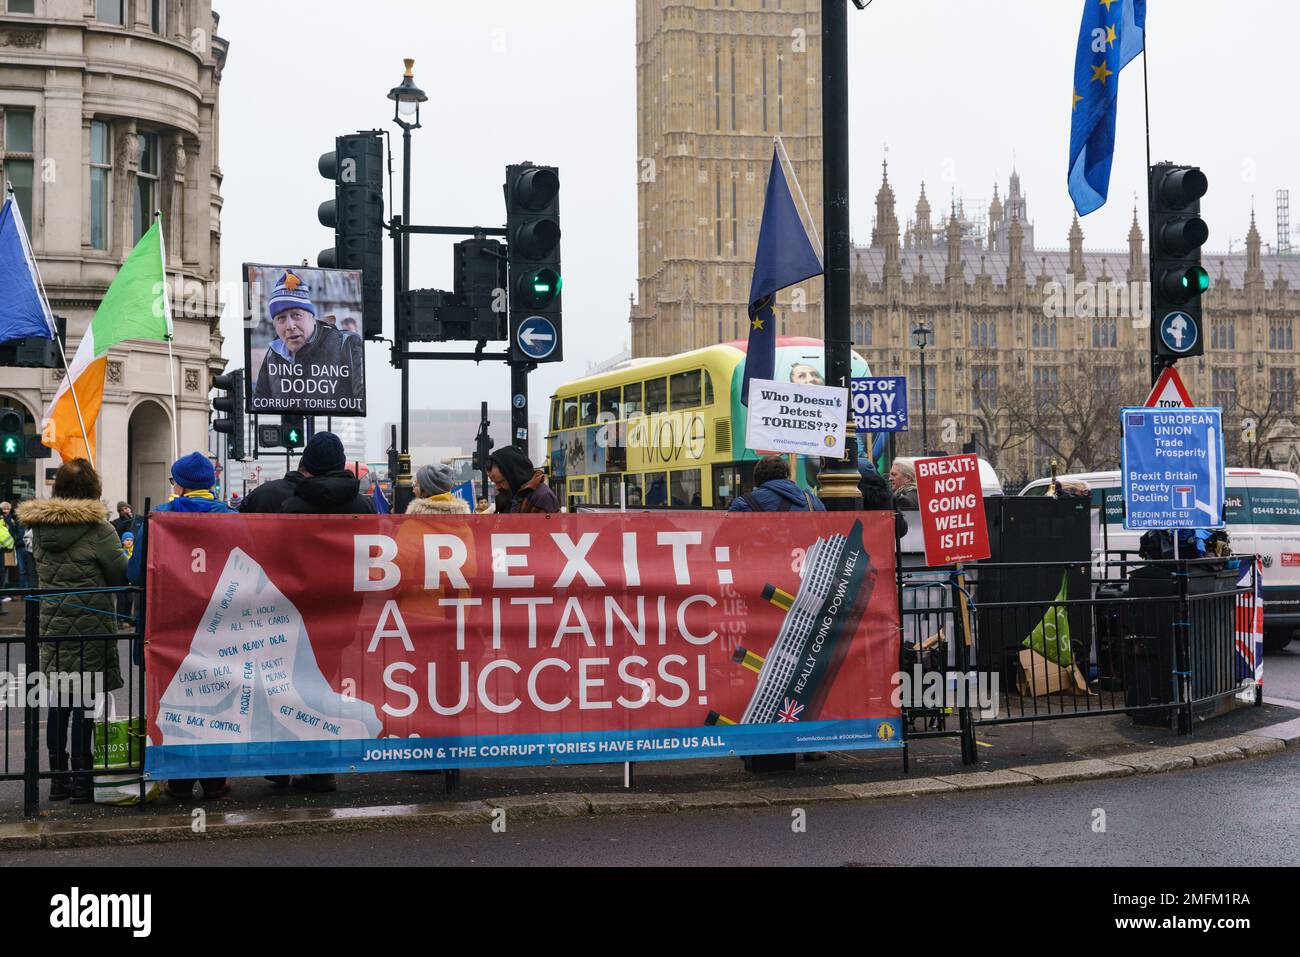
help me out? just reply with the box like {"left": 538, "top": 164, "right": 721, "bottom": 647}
{"left": 741, "top": 143, "right": 824, "bottom": 406}
{"left": 373, "top": 481, "right": 391, "bottom": 515}
{"left": 1067, "top": 0, "right": 1146, "bottom": 216}
{"left": 0, "top": 193, "right": 55, "bottom": 345}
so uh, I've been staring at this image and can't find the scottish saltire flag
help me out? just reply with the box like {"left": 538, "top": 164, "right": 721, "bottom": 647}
{"left": 0, "top": 193, "right": 55, "bottom": 345}
{"left": 1068, "top": 0, "right": 1146, "bottom": 216}
{"left": 741, "top": 143, "right": 824, "bottom": 406}
{"left": 1234, "top": 558, "right": 1264, "bottom": 687}
{"left": 373, "top": 481, "right": 391, "bottom": 515}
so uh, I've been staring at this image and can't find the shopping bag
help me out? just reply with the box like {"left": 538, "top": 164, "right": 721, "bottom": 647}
{"left": 92, "top": 694, "right": 159, "bottom": 806}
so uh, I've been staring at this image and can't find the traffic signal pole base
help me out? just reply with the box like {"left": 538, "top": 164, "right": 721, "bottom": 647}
{"left": 820, "top": 423, "right": 864, "bottom": 512}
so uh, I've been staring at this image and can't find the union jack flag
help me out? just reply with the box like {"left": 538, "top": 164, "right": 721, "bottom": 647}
{"left": 1234, "top": 558, "right": 1264, "bottom": 686}
{"left": 776, "top": 698, "right": 804, "bottom": 723}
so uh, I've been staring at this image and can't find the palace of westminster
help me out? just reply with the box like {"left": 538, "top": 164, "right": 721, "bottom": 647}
{"left": 628, "top": 0, "right": 1300, "bottom": 481}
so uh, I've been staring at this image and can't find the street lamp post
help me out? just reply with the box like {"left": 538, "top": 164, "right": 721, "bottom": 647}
{"left": 912, "top": 324, "right": 932, "bottom": 454}
{"left": 388, "top": 59, "right": 427, "bottom": 513}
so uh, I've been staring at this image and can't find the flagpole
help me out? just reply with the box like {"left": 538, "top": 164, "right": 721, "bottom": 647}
{"left": 155, "top": 211, "right": 180, "bottom": 464}
{"left": 6, "top": 182, "right": 96, "bottom": 470}
{"left": 775, "top": 136, "right": 825, "bottom": 263}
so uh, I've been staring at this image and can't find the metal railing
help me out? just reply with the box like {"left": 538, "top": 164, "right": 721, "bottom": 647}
{"left": 1, "top": 583, "right": 147, "bottom": 818}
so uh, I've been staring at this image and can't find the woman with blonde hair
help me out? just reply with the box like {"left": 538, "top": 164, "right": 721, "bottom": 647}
{"left": 888, "top": 457, "right": 920, "bottom": 510}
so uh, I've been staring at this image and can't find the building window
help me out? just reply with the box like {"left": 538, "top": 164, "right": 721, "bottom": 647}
{"left": 714, "top": 48, "right": 721, "bottom": 131}
{"left": 714, "top": 178, "right": 722, "bottom": 257}
{"left": 777, "top": 54, "right": 784, "bottom": 132}
{"left": 972, "top": 365, "right": 998, "bottom": 408}
{"left": 89, "top": 120, "right": 111, "bottom": 250}
{"left": 1, "top": 109, "right": 35, "bottom": 231}
{"left": 730, "top": 177, "right": 737, "bottom": 254}
{"left": 149, "top": 0, "right": 166, "bottom": 33}
{"left": 1269, "top": 319, "right": 1294, "bottom": 352}
{"left": 1032, "top": 433, "right": 1058, "bottom": 478}
{"left": 729, "top": 47, "right": 737, "bottom": 131}
{"left": 1032, "top": 315, "right": 1057, "bottom": 349}
{"left": 1032, "top": 366, "right": 1059, "bottom": 409}
{"left": 1271, "top": 369, "right": 1296, "bottom": 412}
{"left": 1211, "top": 369, "right": 1237, "bottom": 409}
{"left": 133, "top": 131, "right": 160, "bottom": 243}
{"left": 1211, "top": 318, "right": 1235, "bottom": 350}
{"left": 6, "top": 0, "right": 36, "bottom": 13}
{"left": 909, "top": 365, "right": 937, "bottom": 414}
{"left": 761, "top": 51, "right": 769, "bottom": 131}
{"left": 970, "top": 315, "right": 996, "bottom": 349}
{"left": 854, "top": 316, "right": 873, "bottom": 347}
{"left": 96, "top": 0, "right": 124, "bottom": 25}
{"left": 1092, "top": 316, "right": 1117, "bottom": 348}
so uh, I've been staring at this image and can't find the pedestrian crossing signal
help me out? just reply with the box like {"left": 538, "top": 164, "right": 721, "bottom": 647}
{"left": 0, "top": 409, "right": 22, "bottom": 462}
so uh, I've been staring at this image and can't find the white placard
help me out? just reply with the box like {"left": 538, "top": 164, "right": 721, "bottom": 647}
{"left": 745, "top": 378, "right": 849, "bottom": 459}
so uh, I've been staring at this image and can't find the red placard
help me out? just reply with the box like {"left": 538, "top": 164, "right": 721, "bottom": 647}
{"left": 915, "top": 454, "right": 991, "bottom": 566}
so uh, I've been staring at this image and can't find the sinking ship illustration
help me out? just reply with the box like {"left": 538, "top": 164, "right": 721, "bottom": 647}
{"left": 156, "top": 548, "right": 382, "bottom": 746}
{"left": 709, "top": 520, "right": 875, "bottom": 726}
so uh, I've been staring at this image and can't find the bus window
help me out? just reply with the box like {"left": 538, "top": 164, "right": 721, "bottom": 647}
{"left": 580, "top": 393, "right": 598, "bottom": 426}
{"left": 670, "top": 370, "right": 701, "bottom": 411}
{"left": 623, "top": 473, "right": 644, "bottom": 508}
{"left": 645, "top": 472, "right": 668, "bottom": 507}
{"left": 646, "top": 378, "right": 668, "bottom": 415}
{"left": 623, "top": 382, "right": 643, "bottom": 418}
{"left": 561, "top": 396, "right": 579, "bottom": 430}
{"left": 713, "top": 464, "right": 742, "bottom": 509}
{"left": 670, "top": 469, "right": 703, "bottom": 508}
{"left": 601, "top": 388, "right": 621, "bottom": 422}
{"left": 551, "top": 400, "right": 561, "bottom": 432}
{"left": 703, "top": 370, "right": 715, "bottom": 405}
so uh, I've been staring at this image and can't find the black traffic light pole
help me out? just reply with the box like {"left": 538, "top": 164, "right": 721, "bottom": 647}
{"left": 818, "top": 0, "right": 864, "bottom": 511}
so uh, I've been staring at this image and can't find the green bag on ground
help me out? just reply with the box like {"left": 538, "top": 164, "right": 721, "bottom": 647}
{"left": 1021, "top": 572, "right": 1074, "bottom": 667}
{"left": 92, "top": 695, "right": 159, "bottom": 806}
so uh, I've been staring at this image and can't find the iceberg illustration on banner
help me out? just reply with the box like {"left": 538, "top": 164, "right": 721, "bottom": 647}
{"left": 157, "top": 548, "right": 381, "bottom": 745}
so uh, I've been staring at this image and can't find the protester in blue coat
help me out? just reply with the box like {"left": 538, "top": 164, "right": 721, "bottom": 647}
{"left": 127, "top": 452, "right": 235, "bottom": 802}
{"left": 728, "top": 455, "right": 825, "bottom": 513}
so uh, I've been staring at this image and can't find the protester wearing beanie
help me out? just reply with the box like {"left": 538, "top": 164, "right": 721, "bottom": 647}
{"left": 281, "top": 432, "right": 376, "bottom": 515}
{"left": 252, "top": 270, "right": 364, "bottom": 409}
{"left": 407, "top": 463, "right": 471, "bottom": 515}
{"left": 124, "top": 452, "right": 236, "bottom": 802}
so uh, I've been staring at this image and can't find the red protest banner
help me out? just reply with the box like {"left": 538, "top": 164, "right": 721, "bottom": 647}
{"left": 144, "top": 512, "right": 903, "bottom": 778}
{"left": 915, "top": 453, "right": 991, "bottom": 566}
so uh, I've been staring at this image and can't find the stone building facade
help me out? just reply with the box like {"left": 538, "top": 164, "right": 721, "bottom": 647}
{"left": 0, "top": 0, "right": 227, "bottom": 507}
{"left": 630, "top": 0, "right": 824, "bottom": 358}
{"left": 630, "top": 0, "right": 1300, "bottom": 483}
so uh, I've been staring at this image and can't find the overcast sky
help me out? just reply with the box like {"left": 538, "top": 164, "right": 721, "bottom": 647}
{"left": 215, "top": 0, "right": 1298, "bottom": 459}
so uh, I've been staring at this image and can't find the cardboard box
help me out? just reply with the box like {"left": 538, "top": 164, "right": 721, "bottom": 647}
{"left": 1016, "top": 648, "right": 1089, "bottom": 697}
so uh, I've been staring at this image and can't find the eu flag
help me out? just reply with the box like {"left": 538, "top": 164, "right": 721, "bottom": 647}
{"left": 1068, "top": 0, "right": 1146, "bottom": 216}
{"left": 741, "top": 144, "right": 823, "bottom": 406}
{"left": 0, "top": 193, "right": 55, "bottom": 345}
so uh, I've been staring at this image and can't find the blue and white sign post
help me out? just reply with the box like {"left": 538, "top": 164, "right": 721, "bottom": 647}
{"left": 850, "top": 377, "right": 909, "bottom": 433}
{"left": 515, "top": 316, "right": 559, "bottom": 362}
{"left": 1121, "top": 407, "right": 1225, "bottom": 531}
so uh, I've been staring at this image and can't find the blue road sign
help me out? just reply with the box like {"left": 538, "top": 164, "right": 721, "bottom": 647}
{"left": 851, "top": 377, "right": 909, "bottom": 432}
{"left": 453, "top": 481, "right": 475, "bottom": 509}
{"left": 513, "top": 394, "right": 526, "bottom": 409}
{"left": 1159, "top": 310, "right": 1198, "bottom": 354}
{"left": 1121, "top": 407, "right": 1225, "bottom": 531}
{"left": 516, "top": 316, "right": 558, "bottom": 360}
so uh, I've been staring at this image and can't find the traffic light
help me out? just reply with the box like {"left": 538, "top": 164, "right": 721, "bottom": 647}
{"left": 282, "top": 416, "right": 306, "bottom": 451}
{"left": 318, "top": 132, "right": 385, "bottom": 339}
{"left": 0, "top": 316, "right": 66, "bottom": 369}
{"left": 257, "top": 423, "right": 284, "bottom": 450}
{"left": 1149, "top": 163, "right": 1210, "bottom": 368}
{"left": 505, "top": 163, "right": 563, "bottom": 364}
{"left": 212, "top": 370, "right": 245, "bottom": 461}
{"left": 0, "top": 409, "right": 22, "bottom": 462}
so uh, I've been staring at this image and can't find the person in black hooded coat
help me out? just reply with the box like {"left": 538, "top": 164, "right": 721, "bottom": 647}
{"left": 279, "top": 433, "right": 376, "bottom": 516}
{"left": 488, "top": 446, "right": 559, "bottom": 514}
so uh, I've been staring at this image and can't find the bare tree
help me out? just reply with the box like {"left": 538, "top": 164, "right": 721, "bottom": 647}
{"left": 1218, "top": 372, "right": 1289, "bottom": 468}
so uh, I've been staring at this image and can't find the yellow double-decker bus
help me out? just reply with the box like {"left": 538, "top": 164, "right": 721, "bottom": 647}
{"left": 547, "top": 337, "right": 870, "bottom": 510}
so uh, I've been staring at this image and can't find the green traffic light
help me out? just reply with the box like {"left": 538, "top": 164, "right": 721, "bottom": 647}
{"left": 2, "top": 437, "right": 17, "bottom": 456}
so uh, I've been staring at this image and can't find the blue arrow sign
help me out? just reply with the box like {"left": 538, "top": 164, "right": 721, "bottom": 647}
{"left": 516, "top": 316, "right": 558, "bottom": 360}
{"left": 1159, "top": 311, "right": 1198, "bottom": 354}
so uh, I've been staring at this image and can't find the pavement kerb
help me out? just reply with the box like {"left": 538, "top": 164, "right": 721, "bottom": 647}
{"left": 3, "top": 716, "right": 1298, "bottom": 852}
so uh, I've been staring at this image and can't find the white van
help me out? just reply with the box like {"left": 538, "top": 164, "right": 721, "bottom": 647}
{"left": 1020, "top": 469, "right": 1300, "bottom": 651}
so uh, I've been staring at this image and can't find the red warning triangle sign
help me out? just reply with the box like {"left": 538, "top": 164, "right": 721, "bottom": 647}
{"left": 1145, "top": 366, "right": 1193, "bottom": 408}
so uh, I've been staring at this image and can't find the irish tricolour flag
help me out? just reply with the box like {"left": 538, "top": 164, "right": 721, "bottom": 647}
{"left": 42, "top": 219, "right": 171, "bottom": 463}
